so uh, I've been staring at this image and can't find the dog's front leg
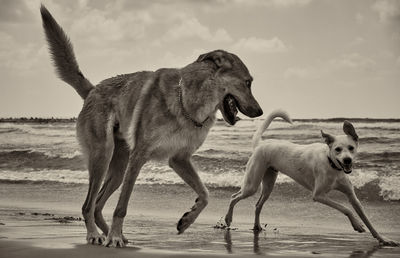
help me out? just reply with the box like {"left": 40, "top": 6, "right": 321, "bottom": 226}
{"left": 312, "top": 194, "right": 365, "bottom": 232}
{"left": 337, "top": 178, "right": 399, "bottom": 246}
{"left": 104, "top": 151, "right": 147, "bottom": 248}
{"left": 312, "top": 180, "right": 365, "bottom": 233}
{"left": 169, "top": 154, "right": 209, "bottom": 234}
{"left": 347, "top": 191, "right": 399, "bottom": 246}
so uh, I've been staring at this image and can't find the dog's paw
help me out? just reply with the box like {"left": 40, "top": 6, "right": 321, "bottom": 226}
{"left": 253, "top": 224, "right": 263, "bottom": 232}
{"left": 103, "top": 233, "right": 126, "bottom": 248}
{"left": 351, "top": 219, "right": 365, "bottom": 233}
{"left": 86, "top": 231, "right": 105, "bottom": 245}
{"left": 213, "top": 217, "right": 228, "bottom": 229}
{"left": 177, "top": 211, "right": 196, "bottom": 234}
{"left": 122, "top": 234, "right": 128, "bottom": 244}
{"left": 224, "top": 215, "right": 232, "bottom": 227}
{"left": 177, "top": 197, "right": 207, "bottom": 234}
{"left": 378, "top": 237, "right": 400, "bottom": 247}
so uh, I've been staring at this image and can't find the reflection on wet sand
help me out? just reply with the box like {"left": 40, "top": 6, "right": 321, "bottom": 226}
{"left": 252, "top": 230, "right": 262, "bottom": 255}
{"left": 223, "top": 229, "right": 386, "bottom": 258}
{"left": 224, "top": 230, "right": 232, "bottom": 254}
{"left": 348, "top": 245, "right": 381, "bottom": 258}
{"left": 224, "top": 230, "right": 265, "bottom": 255}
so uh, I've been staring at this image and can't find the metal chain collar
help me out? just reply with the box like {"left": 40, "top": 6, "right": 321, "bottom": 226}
{"left": 176, "top": 78, "right": 210, "bottom": 128}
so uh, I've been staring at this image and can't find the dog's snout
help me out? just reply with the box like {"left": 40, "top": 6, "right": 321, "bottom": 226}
{"left": 343, "top": 157, "right": 352, "bottom": 165}
{"left": 239, "top": 103, "right": 263, "bottom": 118}
{"left": 247, "top": 107, "right": 263, "bottom": 118}
{"left": 249, "top": 105, "right": 263, "bottom": 118}
{"left": 255, "top": 108, "right": 263, "bottom": 117}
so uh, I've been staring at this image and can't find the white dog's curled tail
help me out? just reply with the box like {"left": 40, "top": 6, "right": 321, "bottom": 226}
{"left": 252, "top": 109, "right": 293, "bottom": 149}
{"left": 40, "top": 5, "right": 94, "bottom": 99}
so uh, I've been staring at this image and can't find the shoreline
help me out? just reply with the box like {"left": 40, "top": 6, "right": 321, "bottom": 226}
{"left": 1, "top": 206, "right": 398, "bottom": 258}
{"left": 1, "top": 117, "right": 400, "bottom": 124}
{"left": 1, "top": 182, "right": 400, "bottom": 257}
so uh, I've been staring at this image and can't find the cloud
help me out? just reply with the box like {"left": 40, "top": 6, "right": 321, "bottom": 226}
{"left": 355, "top": 13, "right": 365, "bottom": 24}
{"left": 70, "top": 10, "right": 124, "bottom": 42}
{"left": 0, "top": 0, "right": 35, "bottom": 23}
{"left": 159, "top": 17, "right": 232, "bottom": 43}
{"left": 157, "top": 48, "right": 206, "bottom": 68}
{"left": 329, "top": 53, "right": 376, "bottom": 70}
{"left": 348, "top": 37, "right": 365, "bottom": 47}
{"left": 69, "top": 8, "right": 153, "bottom": 45}
{"left": 371, "top": 0, "right": 400, "bottom": 23}
{"left": 284, "top": 53, "right": 378, "bottom": 80}
{"left": 0, "top": 31, "right": 45, "bottom": 72}
{"left": 216, "top": 0, "right": 312, "bottom": 8}
{"left": 268, "top": 0, "right": 313, "bottom": 7}
{"left": 284, "top": 66, "right": 318, "bottom": 79}
{"left": 230, "top": 37, "right": 288, "bottom": 54}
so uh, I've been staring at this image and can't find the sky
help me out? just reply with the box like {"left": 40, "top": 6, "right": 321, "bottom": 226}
{"left": 0, "top": 0, "right": 399, "bottom": 119}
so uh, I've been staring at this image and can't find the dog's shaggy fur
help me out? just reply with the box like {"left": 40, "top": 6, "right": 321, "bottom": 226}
{"left": 40, "top": 5, "right": 263, "bottom": 247}
{"left": 224, "top": 110, "right": 399, "bottom": 246}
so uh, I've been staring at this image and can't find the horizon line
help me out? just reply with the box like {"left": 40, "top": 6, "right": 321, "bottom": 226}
{"left": 1, "top": 117, "right": 400, "bottom": 122}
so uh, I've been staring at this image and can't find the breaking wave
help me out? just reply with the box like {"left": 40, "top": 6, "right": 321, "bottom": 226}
{"left": 0, "top": 167, "right": 399, "bottom": 201}
{"left": 1, "top": 119, "right": 399, "bottom": 201}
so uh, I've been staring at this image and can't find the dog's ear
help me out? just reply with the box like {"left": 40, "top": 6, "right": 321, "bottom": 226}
{"left": 321, "top": 130, "right": 335, "bottom": 146}
{"left": 197, "top": 50, "right": 232, "bottom": 69}
{"left": 343, "top": 120, "right": 359, "bottom": 142}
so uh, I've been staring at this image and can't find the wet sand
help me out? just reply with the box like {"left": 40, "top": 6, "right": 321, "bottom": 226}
{"left": 0, "top": 182, "right": 400, "bottom": 258}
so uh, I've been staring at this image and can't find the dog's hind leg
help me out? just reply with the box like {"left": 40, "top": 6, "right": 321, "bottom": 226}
{"left": 231, "top": 190, "right": 242, "bottom": 199}
{"left": 94, "top": 137, "right": 129, "bottom": 239}
{"left": 169, "top": 154, "right": 209, "bottom": 234}
{"left": 79, "top": 117, "right": 115, "bottom": 245}
{"left": 104, "top": 149, "right": 148, "bottom": 248}
{"left": 254, "top": 168, "right": 278, "bottom": 231}
{"left": 224, "top": 189, "right": 255, "bottom": 227}
{"left": 225, "top": 150, "right": 265, "bottom": 227}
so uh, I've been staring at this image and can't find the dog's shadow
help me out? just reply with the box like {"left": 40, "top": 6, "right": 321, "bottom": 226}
{"left": 223, "top": 230, "right": 382, "bottom": 257}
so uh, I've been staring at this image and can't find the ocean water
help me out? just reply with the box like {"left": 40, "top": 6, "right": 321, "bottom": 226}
{"left": 0, "top": 119, "right": 399, "bottom": 201}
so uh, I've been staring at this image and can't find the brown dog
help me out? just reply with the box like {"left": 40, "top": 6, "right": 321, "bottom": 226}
{"left": 40, "top": 5, "right": 263, "bottom": 247}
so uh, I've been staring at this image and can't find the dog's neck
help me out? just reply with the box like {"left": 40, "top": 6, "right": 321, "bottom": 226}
{"left": 176, "top": 64, "right": 220, "bottom": 127}
{"left": 327, "top": 155, "right": 342, "bottom": 171}
{"left": 176, "top": 78, "right": 211, "bottom": 128}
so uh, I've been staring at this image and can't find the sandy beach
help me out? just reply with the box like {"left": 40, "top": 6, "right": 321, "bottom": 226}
{"left": 1, "top": 181, "right": 399, "bottom": 258}
{"left": 1, "top": 120, "right": 400, "bottom": 257}
{"left": 2, "top": 0, "right": 400, "bottom": 256}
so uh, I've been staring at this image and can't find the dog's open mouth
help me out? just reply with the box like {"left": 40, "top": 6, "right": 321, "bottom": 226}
{"left": 337, "top": 159, "right": 353, "bottom": 174}
{"left": 343, "top": 165, "right": 352, "bottom": 174}
{"left": 220, "top": 94, "right": 238, "bottom": 125}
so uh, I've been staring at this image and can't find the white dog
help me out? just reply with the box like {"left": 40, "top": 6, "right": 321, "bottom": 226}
{"left": 224, "top": 110, "right": 399, "bottom": 246}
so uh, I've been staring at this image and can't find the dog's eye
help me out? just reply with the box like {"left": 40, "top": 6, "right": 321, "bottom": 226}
{"left": 335, "top": 147, "right": 342, "bottom": 152}
{"left": 245, "top": 80, "right": 251, "bottom": 88}
{"left": 348, "top": 145, "right": 354, "bottom": 151}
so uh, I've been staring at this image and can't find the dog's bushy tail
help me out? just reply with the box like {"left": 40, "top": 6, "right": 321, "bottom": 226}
{"left": 252, "top": 109, "right": 293, "bottom": 149}
{"left": 40, "top": 4, "right": 94, "bottom": 99}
